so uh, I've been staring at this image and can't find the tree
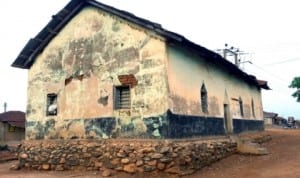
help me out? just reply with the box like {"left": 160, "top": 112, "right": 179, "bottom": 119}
{"left": 289, "top": 77, "right": 300, "bottom": 102}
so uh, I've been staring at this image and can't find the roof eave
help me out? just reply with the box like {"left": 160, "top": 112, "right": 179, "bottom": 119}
{"left": 11, "top": 0, "right": 269, "bottom": 90}
{"left": 12, "top": 0, "right": 86, "bottom": 69}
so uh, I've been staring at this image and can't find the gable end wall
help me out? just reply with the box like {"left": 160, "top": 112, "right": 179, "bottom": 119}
{"left": 26, "top": 7, "right": 169, "bottom": 140}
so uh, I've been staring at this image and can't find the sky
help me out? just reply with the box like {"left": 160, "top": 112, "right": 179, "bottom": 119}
{"left": 0, "top": 0, "right": 299, "bottom": 118}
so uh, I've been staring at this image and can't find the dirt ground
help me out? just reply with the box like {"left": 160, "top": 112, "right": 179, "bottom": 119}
{"left": 1, "top": 128, "right": 300, "bottom": 178}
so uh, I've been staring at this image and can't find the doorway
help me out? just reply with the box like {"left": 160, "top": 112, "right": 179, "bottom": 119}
{"left": 224, "top": 104, "right": 232, "bottom": 134}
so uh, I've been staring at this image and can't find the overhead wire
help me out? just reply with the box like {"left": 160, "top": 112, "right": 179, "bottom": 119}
{"left": 249, "top": 63, "right": 290, "bottom": 85}
{"left": 261, "top": 57, "right": 300, "bottom": 67}
{"left": 218, "top": 45, "right": 297, "bottom": 94}
{"left": 244, "top": 63, "right": 295, "bottom": 93}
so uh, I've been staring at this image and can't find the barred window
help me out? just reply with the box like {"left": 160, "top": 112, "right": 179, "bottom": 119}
{"left": 46, "top": 93, "right": 57, "bottom": 116}
{"left": 114, "top": 86, "right": 131, "bottom": 109}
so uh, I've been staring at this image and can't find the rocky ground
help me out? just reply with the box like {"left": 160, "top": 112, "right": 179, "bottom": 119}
{"left": 0, "top": 128, "right": 300, "bottom": 178}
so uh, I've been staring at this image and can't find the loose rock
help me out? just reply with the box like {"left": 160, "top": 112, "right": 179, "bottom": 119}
{"left": 157, "top": 163, "right": 165, "bottom": 170}
{"left": 20, "top": 153, "right": 28, "bottom": 159}
{"left": 151, "top": 153, "right": 163, "bottom": 159}
{"left": 9, "top": 164, "right": 20, "bottom": 171}
{"left": 136, "top": 160, "right": 143, "bottom": 167}
{"left": 42, "top": 164, "right": 50, "bottom": 170}
{"left": 123, "top": 163, "right": 136, "bottom": 173}
{"left": 102, "top": 169, "right": 112, "bottom": 177}
{"left": 121, "top": 158, "right": 130, "bottom": 164}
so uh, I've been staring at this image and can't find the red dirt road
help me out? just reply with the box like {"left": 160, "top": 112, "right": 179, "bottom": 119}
{"left": 0, "top": 129, "right": 300, "bottom": 178}
{"left": 193, "top": 129, "right": 300, "bottom": 178}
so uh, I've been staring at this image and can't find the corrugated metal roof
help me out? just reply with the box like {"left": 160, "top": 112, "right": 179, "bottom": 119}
{"left": 263, "top": 111, "right": 278, "bottom": 118}
{"left": 11, "top": 0, "right": 269, "bottom": 89}
{"left": 0, "top": 111, "right": 25, "bottom": 128}
{"left": 257, "top": 80, "right": 271, "bottom": 90}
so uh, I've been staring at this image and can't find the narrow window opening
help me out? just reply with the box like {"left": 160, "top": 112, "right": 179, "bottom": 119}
{"left": 114, "top": 86, "right": 131, "bottom": 109}
{"left": 251, "top": 98, "right": 255, "bottom": 118}
{"left": 201, "top": 83, "right": 208, "bottom": 113}
{"left": 239, "top": 96, "right": 244, "bottom": 117}
{"left": 47, "top": 93, "right": 58, "bottom": 116}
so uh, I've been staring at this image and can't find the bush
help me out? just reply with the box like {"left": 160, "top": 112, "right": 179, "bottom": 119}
{"left": 0, "top": 144, "right": 8, "bottom": 151}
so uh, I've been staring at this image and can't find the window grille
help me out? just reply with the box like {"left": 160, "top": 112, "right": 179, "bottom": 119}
{"left": 114, "top": 86, "right": 131, "bottom": 109}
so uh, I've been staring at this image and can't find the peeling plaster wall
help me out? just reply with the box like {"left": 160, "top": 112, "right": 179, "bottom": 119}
{"left": 26, "top": 7, "right": 169, "bottom": 140}
{"left": 167, "top": 45, "right": 263, "bottom": 120}
{"left": 25, "top": 6, "right": 264, "bottom": 140}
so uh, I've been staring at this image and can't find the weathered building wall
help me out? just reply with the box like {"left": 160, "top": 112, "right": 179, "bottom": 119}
{"left": 0, "top": 122, "right": 4, "bottom": 142}
{"left": 167, "top": 45, "right": 263, "bottom": 134}
{"left": 264, "top": 118, "right": 273, "bottom": 125}
{"left": 26, "top": 7, "right": 169, "bottom": 140}
{"left": 5, "top": 126, "right": 25, "bottom": 141}
{"left": 0, "top": 123, "right": 24, "bottom": 142}
{"left": 25, "top": 5, "right": 264, "bottom": 140}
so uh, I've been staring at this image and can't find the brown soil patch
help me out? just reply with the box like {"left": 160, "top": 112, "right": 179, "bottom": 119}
{"left": 191, "top": 129, "right": 300, "bottom": 178}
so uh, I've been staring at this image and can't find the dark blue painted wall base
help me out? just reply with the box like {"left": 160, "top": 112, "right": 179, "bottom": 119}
{"left": 166, "top": 111, "right": 225, "bottom": 138}
{"left": 233, "top": 119, "right": 264, "bottom": 134}
{"left": 26, "top": 110, "right": 264, "bottom": 139}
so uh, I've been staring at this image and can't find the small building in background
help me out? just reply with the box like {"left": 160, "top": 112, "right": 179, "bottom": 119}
{"left": 263, "top": 111, "right": 278, "bottom": 126}
{"left": 287, "top": 116, "right": 296, "bottom": 128}
{"left": 0, "top": 111, "right": 25, "bottom": 142}
{"left": 274, "top": 116, "right": 287, "bottom": 126}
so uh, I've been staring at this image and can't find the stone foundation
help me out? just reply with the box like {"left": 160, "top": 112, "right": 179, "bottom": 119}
{"left": 18, "top": 137, "right": 236, "bottom": 175}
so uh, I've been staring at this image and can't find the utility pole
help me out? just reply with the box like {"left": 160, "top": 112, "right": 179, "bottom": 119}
{"left": 223, "top": 44, "right": 239, "bottom": 67}
{"left": 216, "top": 44, "right": 252, "bottom": 69}
{"left": 3, "top": 102, "right": 7, "bottom": 112}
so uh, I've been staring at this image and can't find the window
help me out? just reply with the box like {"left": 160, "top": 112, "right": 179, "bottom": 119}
{"left": 114, "top": 86, "right": 131, "bottom": 109}
{"left": 251, "top": 98, "right": 255, "bottom": 118}
{"left": 8, "top": 125, "right": 16, "bottom": 132}
{"left": 239, "top": 96, "right": 244, "bottom": 117}
{"left": 201, "top": 83, "right": 208, "bottom": 113}
{"left": 46, "top": 93, "right": 58, "bottom": 116}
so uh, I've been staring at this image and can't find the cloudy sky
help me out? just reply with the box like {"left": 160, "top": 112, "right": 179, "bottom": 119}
{"left": 1, "top": 0, "right": 299, "bottom": 118}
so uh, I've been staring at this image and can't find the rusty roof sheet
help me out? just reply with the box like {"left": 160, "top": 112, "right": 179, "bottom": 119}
{"left": 0, "top": 111, "right": 25, "bottom": 128}
{"left": 257, "top": 80, "right": 271, "bottom": 90}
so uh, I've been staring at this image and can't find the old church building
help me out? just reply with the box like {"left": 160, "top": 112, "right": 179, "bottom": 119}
{"left": 12, "top": 0, "right": 269, "bottom": 140}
